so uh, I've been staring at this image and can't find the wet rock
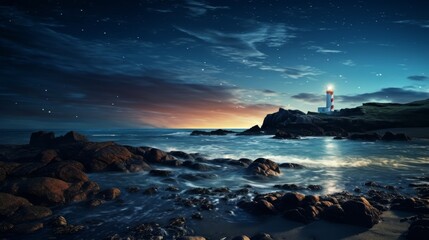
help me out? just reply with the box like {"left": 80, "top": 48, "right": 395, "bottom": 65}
{"left": 274, "top": 183, "right": 304, "bottom": 191}
{"left": 322, "top": 204, "right": 345, "bottom": 222}
{"left": 237, "top": 125, "right": 263, "bottom": 135}
{"left": 279, "top": 163, "right": 305, "bottom": 169}
{"left": 87, "top": 199, "right": 105, "bottom": 207}
{"left": 283, "top": 208, "right": 307, "bottom": 223}
{"left": 183, "top": 162, "right": 216, "bottom": 171}
{"left": 307, "top": 185, "right": 322, "bottom": 191}
{"left": 12, "top": 222, "right": 44, "bottom": 234}
{"left": 247, "top": 158, "right": 280, "bottom": 177}
{"left": 303, "top": 195, "right": 320, "bottom": 205}
{"left": 98, "top": 188, "right": 121, "bottom": 200}
{"left": 10, "top": 162, "right": 47, "bottom": 177}
{"left": 145, "top": 148, "right": 175, "bottom": 163}
{"left": 273, "top": 131, "right": 300, "bottom": 139}
{"left": 382, "top": 131, "right": 411, "bottom": 141}
{"left": 35, "top": 149, "right": 59, "bottom": 164}
{"left": 33, "top": 161, "right": 88, "bottom": 183}
{"left": 251, "top": 232, "right": 274, "bottom": 240}
{"left": 150, "top": 169, "right": 173, "bottom": 177}
{"left": 190, "top": 129, "right": 235, "bottom": 136}
{"left": 348, "top": 133, "right": 381, "bottom": 141}
{"left": 10, "top": 205, "right": 52, "bottom": 223}
{"left": 187, "top": 188, "right": 211, "bottom": 195}
{"left": 169, "top": 216, "right": 186, "bottom": 227}
{"left": 232, "top": 236, "right": 251, "bottom": 240}
{"left": 126, "top": 186, "right": 140, "bottom": 193}
{"left": 84, "top": 144, "right": 134, "bottom": 172}
{"left": 54, "top": 224, "right": 85, "bottom": 235}
{"left": 354, "top": 187, "right": 361, "bottom": 193}
{"left": 391, "top": 197, "right": 429, "bottom": 213}
{"left": 170, "top": 151, "right": 194, "bottom": 160}
{"left": 213, "top": 187, "right": 230, "bottom": 193}
{"left": 365, "top": 181, "right": 381, "bottom": 187}
{"left": 65, "top": 181, "right": 100, "bottom": 202}
{"left": 275, "top": 192, "right": 305, "bottom": 211}
{"left": 29, "top": 131, "right": 55, "bottom": 147}
{"left": 143, "top": 187, "right": 159, "bottom": 195}
{"left": 51, "top": 215, "right": 67, "bottom": 227}
{"left": 333, "top": 136, "right": 344, "bottom": 140}
{"left": 407, "top": 216, "right": 429, "bottom": 240}
{"left": 0, "top": 192, "right": 32, "bottom": 217}
{"left": 341, "top": 197, "right": 381, "bottom": 228}
{"left": 3, "top": 177, "right": 70, "bottom": 205}
{"left": 177, "top": 237, "right": 206, "bottom": 240}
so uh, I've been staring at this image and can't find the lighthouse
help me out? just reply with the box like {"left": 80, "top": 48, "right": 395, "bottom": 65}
{"left": 318, "top": 85, "right": 334, "bottom": 113}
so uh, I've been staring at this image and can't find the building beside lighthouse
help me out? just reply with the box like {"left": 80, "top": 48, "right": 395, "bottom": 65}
{"left": 318, "top": 86, "right": 334, "bottom": 114}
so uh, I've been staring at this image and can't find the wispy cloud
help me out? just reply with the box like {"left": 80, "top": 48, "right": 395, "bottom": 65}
{"left": 282, "top": 65, "right": 323, "bottom": 79}
{"left": 407, "top": 75, "right": 428, "bottom": 81}
{"left": 308, "top": 45, "right": 342, "bottom": 54}
{"left": 184, "top": 0, "right": 229, "bottom": 16}
{"left": 394, "top": 19, "right": 429, "bottom": 28}
{"left": 342, "top": 59, "right": 356, "bottom": 66}
{"left": 291, "top": 93, "right": 323, "bottom": 103}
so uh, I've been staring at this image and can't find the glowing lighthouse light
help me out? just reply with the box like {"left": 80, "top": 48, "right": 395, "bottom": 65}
{"left": 318, "top": 85, "right": 335, "bottom": 114}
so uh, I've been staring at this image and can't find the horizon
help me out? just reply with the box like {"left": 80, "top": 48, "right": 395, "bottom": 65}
{"left": 1, "top": 0, "right": 429, "bottom": 129}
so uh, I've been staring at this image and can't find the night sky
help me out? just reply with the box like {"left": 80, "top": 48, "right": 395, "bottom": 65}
{"left": 1, "top": 0, "right": 429, "bottom": 129}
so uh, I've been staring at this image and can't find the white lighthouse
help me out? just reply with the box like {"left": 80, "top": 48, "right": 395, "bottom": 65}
{"left": 318, "top": 85, "right": 334, "bottom": 113}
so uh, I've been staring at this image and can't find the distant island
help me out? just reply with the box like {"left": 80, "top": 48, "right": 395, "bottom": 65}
{"left": 191, "top": 98, "right": 429, "bottom": 139}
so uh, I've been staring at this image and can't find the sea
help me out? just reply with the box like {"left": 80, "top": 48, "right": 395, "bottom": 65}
{"left": 1, "top": 128, "right": 429, "bottom": 239}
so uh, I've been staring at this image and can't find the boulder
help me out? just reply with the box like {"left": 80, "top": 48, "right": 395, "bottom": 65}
{"left": 348, "top": 133, "right": 381, "bottom": 141}
{"left": 83, "top": 144, "right": 134, "bottom": 172}
{"left": 322, "top": 204, "right": 345, "bottom": 222}
{"left": 283, "top": 208, "right": 307, "bottom": 223}
{"left": 65, "top": 181, "right": 100, "bottom": 202}
{"left": 33, "top": 161, "right": 88, "bottom": 183}
{"left": 51, "top": 215, "right": 67, "bottom": 227}
{"left": 247, "top": 158, "right": 280, "bottom": 177}
{"left": 273, "top": 131, "right": 299, "bottom": 139}
{"left": 145, "top": 148, "right": 174, "bottom": 163}
{"left": 55, "top": 131, "right": 88, "bottom": 145}
{"left": 0, "top": 192, "right": 32, "bottom": 217}
{"left": 29, "top": 131, "right": 55, "bottom": 146}
{"left": 35, "top": 149, "right": 59, "bottom": 164}
{"left": 3, "top": 177, "right": 70, "bottom": 205}
{"left": 169, "top": 151, "right": 194, "bottom": 160}
{"left": 190, "top": 129, "right": 235, "bottom": 136}
{"left": 275, "top": 192, "right": 305, "bottom": 211}
{"left": 279, "top": 163, "right": 305, "bottom": 169}
{"left": 98, "top": 188, "right": 121, "bottom": 200}
{"left": 10, "top": 205, "right": 52, "bottom": 223}
{"left": 238, "top": 200, "right": 276, "bottom": 215}
{"left": 407, "top": 217, "right": 429, "bottom": 240}
{"left": 12, "top": 222, "right": 44, "bottom": 234}
{"left": 340, "top": 197, "right": 381, "bottom": 228}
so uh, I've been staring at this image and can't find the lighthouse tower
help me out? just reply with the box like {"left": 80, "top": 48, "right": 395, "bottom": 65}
{"left": 317, "top": 85, "right": 334, "bottom": 113}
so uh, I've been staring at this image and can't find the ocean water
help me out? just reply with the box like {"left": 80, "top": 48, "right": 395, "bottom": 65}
{"left": 1, "top": 129, "right": 429, "bottom": 239}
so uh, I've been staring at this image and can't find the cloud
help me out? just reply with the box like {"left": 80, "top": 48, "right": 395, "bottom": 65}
{"left": 407, "top": 75, "right": 428, "bottom": 81}
{"left": 0, "top": 7, "right": 279, "bottom": 128}
{"left": 308, "top": 46, "right": 342, "bottom": 54}
{"left": 184, "top": 0, "right": 229, "bottom": 16}
{"left": 394, "top": 20, "right": 429, "bottom": 28}
{"left": 337, "top": 88, "right": 429, "bottom": 103}
{"left": 342, "top": 59, "right": 356, "bottom": 66}
{"left": 282, "top": 66, "right": 323, "bottom": 79}
{"left": 291, "top": 93, "right": 323, "bottom": 103}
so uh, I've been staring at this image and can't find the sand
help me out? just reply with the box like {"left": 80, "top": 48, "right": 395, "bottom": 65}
{"left": 191, "top": 210, "right": 414, "bottom": 239}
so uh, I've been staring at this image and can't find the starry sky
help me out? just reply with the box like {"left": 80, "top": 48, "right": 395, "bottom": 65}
{"left": 1, "top": 0, "right": 429, "bottom": 129}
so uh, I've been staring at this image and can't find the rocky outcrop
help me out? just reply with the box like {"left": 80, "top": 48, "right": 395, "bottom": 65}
{"left": 382, "top": 131, "right": 411, "bottom": 141}
{"left": 348, "top": 133, "right": 381, "bottom": 141}
{"left": 237, "top": 125, "right": 263, "bottom": 135}
{"left": 246, "top": 158, "right": 280, "bottom": 177}
{"left": 273, "top": 131, "right": 300, "bottom": 139}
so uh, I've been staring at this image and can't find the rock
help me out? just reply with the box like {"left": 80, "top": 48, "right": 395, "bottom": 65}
{"left": 251, "top": 232, "right": 274, "bottom": 240}
{"left": 183, "top": 162, "right": 215, "bottom": 171}
{"left": 307, "top": 185, "right": 322, "bottom": 191}
{"left": 51, "top": 215, "right": 67, "bottom": 227}
{"left": 170, "top": 151, "right": 194, "bottom": 160}
{"left": 254, "top": 200, "right": 276, "bottom": 215}
{"left": 333, "top": 136, "right": 343, "bottom": 140}
{"left": 407, "top": 217, "right": 429, "bottom": 240}
{"left": 65, "top": 181, "right": 100, "bottom": 202}
{"left": 283, "top": 208, "right": 307, "bottom": 223}
{"left": 4, "top": 177, "right": 70, "bottom": 205}
{"left": 54, "top": 224, "right": 85, "bottom": 235}
{"left": 84, "top": 144, "right": 134, "bottom": 172}
{"left": 237, "top": 125, "right": 263, "bottom": 135}
{"left": 348, "top": 133, "right": 381, "bottom": 141}
{"left": 55, "top": 131, "right": 88, "bottom": 145}
{"left": 391, "top": 197, "right": 429, "bottom": 213}
{"left": 382, "top": 131, "right": 411, "bottom": 141}
{"left": 12, "top": 222, "right": 44, "bottom": 234}
{"left": 10, "top": 205, "right": 52, "bottom": 223}
{"left": 322, "top": 204, "right": 345, "bottom": 222}
{"left": 232, "top": 236, "right": 251, "bottom": 240}
{"left": 190, "top": 129, "right": 235, "bottom": 136}
{"left": 87, "top": 199, "right": 105, "bottom": 207}
{"left": 191, "top": 212, "right": 203, "bottom": 220}
{"left": 98, "top": 188, "right": 121, "bottom": 200}
{"left": 145, "top": 148, "right": 175, "bottom": 163}
{"left": 143, "top": 187, "right": 158, "bottom": 195}
{"left": 169, "top": 216, "right": 186, "bottom": 227}
{"left": 273, "top": 130, "right": 300, "bottom": 139}
{"left": 35, "top": 149, "right": 59, "bottom": 163}
{"left": 246, "top": 158, "right": 280, "bottom": 177}
{"left": 279, "top": 163, "right": 305, "bottom": 169}
{"left": 29, "top": 131, "right": 55, "bottom": 146}
{"left": 126, "top": 186, "right": 140, "bottom": 193}
{"left": 341, "top": 197, "right": 381, "bottom": 228}
{"left": 276, "top": 192, "right": 305, "bottom": 211}
{"left": 150, "top": 169, "right": 173, "bottom": 177}
{"left": 186, "top": 188, "right": 211, "bottom": 195}
{"left": 274, "top": 184, "right": 304, "bottom": 191}
{"left": 33, "top": 161, "right": 88, "bottom": 183}
{"left": 177, "top": 237, "right": 206, "bottom": 240}
{"left": 303, "top": 195, "right": 320, "bottom": 205}
{"left": 0, "top": 192, "right": 32, "bottom": 217}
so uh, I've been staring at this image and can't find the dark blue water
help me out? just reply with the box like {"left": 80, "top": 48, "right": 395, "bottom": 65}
{"left": 1, "top": 129, "right": 428, "bottom": 239}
